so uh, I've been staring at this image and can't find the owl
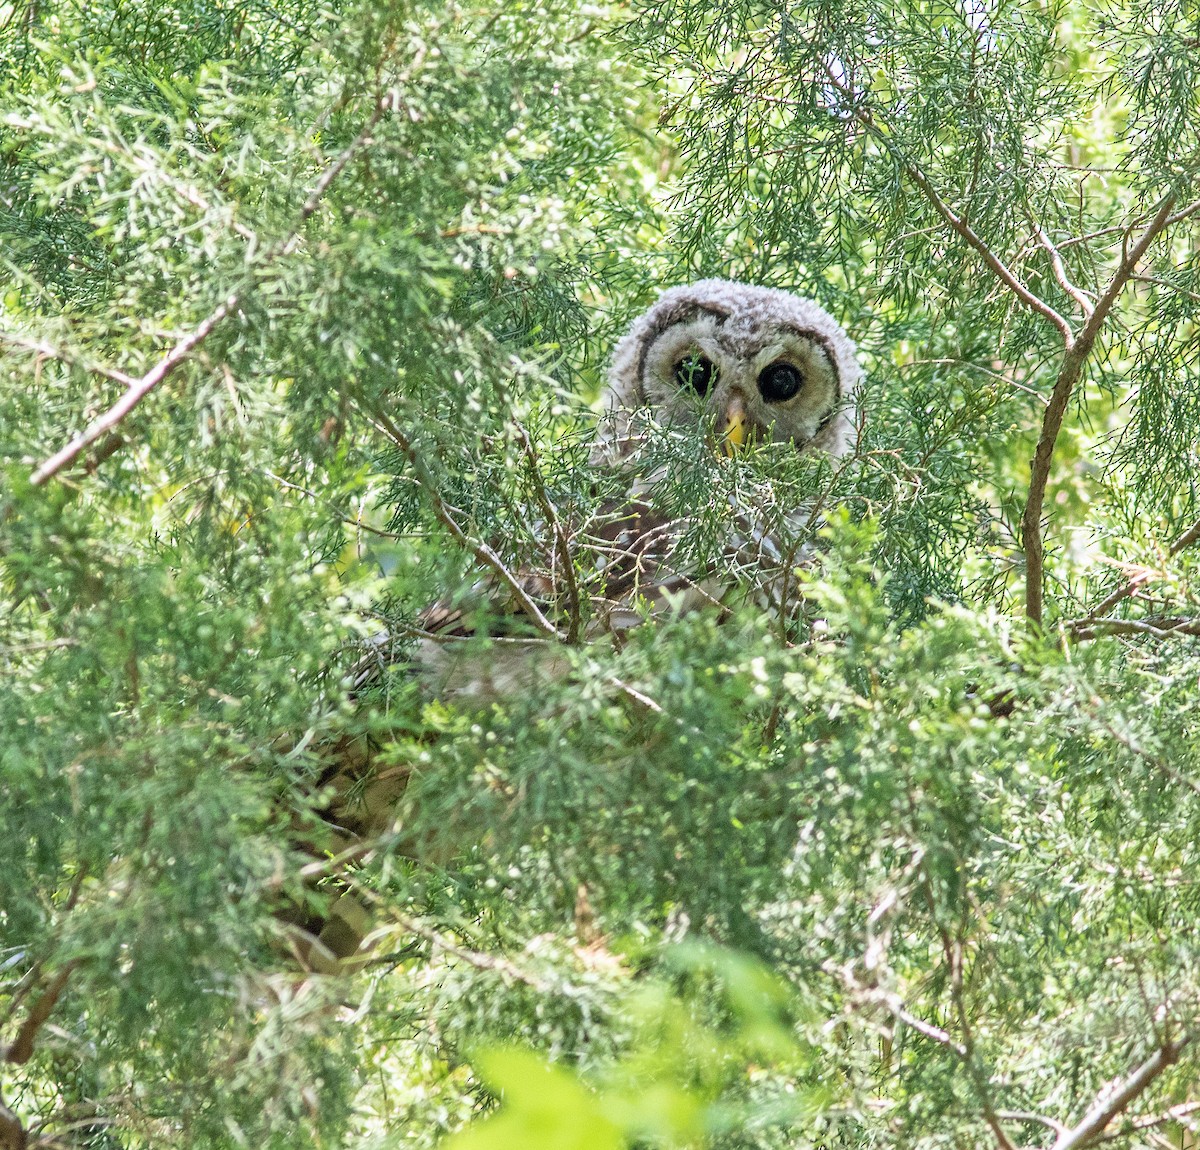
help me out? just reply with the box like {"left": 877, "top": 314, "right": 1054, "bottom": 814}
{"left": 305, "top": 280, "right": 862, "bottom": 967}
{"left": 357, "top": 278, "right": 862, "bottom": 697}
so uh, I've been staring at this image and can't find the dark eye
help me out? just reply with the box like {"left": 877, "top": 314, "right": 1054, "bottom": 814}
{"left": 757, "top": 361, "right": 803, "bottom": 403}
{"left": 673, "top": 353, "right": 716, "bottom": 396}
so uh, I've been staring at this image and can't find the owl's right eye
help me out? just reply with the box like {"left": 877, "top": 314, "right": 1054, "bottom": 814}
{"left": 673, "top": 353, "right": 716, "bottom": 396}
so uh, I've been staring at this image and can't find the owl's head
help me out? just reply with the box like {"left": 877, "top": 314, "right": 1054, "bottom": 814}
{"left": 598, "top": 279, "right": 861, "bottom": 462}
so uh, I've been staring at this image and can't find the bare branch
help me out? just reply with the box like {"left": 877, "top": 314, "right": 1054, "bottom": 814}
{"left": 1070, "top": 513, "right": 1200, "bottom": 628}
{"left": 514, "top": 424, "right": 584, "bottom": 643}
{"left": 28, "top": 292, "right": 240, "bottom": 486}
{"left": 360, "top": 406, "right": 560, "bottom": 638}
{"left": 1051, "top": 1036, "right": 1190, "bottom": 1150}
{"left": 0, "top": 1096, "right": 25, "bottom": 1150}
{"left": 901, "top": 165, "right": 1075, "bottom": 343}
{"left": 4, "top": 962, "right": 78, "bottom": 1065}
{"left": 378, "top": 914, "right": 549, "bottom": 990}
{"left": 1067, "top": 616, "right": 1200, "bottom": 641}
{"left": 1034, "top": 224, "right": 1095, "bottom": 318}
{"left": 1022, "top": 192, "right": 1178, "bottom": 627}
{"left": 0, "top": 332, "right": 136, "bottom": 387}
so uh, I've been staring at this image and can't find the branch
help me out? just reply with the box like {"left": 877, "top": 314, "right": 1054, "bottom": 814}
{"left": 901, "top": 164, "right": 1075, "bottom": 343}
{"left": 817, "top": 62, "right": 1074, "bottom": 344}
{"left": 1066, "top": 616, "right": 1200, "bottom": 641}
{"left": 1070, "top": 513, "right": 1200, "bottom": 628}
{"left": 1034, "top": 223, "right": 1095, "bottom": 318}
{"left": 360, "top": 406, "right": 560, "bottom": 638}
{"left": 514, "top": 424, "right": 584, "bottom": 643}
{"left": 28, "top": 292, "right": 240, "bottom": 486}
{"left": 996, "top": 1111, "right": 1067, "bottom": 1136}
{"left": 27, "top": 91, "right": 393, "bottom": 487}
{"left": 0, "top": 1097, "right": 24, "bottom": 1150}
{"left": 1021, "top": 192, "right": 1178, "bottom": 627}
{"left": 3, "top": 961, "right": 78, "bottom": 1065}
{"left": 1051, "top": 1035, "right": 1190, "bottom": 1150}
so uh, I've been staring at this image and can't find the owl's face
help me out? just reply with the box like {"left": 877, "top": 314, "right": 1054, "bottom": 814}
{"left": 600, "top": 279, "right": 861, "bottom": 461}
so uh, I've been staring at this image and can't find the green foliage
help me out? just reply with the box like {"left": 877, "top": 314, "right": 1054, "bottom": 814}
{"left": 5, "top": 0, "right": 1200, "bottom": 1148}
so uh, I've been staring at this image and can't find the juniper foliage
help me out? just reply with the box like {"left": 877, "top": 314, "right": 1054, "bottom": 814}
{"left": 3, "top": 1, "right": 1200, "bottom": 1149}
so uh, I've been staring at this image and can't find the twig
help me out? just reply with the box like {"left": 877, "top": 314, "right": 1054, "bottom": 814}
{"left": 1022, "top": 192, "right": 1178, "bottom": 627}
{"left": 514, "top": 425, "right": 584, "bottom": 643}
{"left": 29, "top": 292, "right": 240, "bottom": 486}
{"left": 0, "top": 332, "right": 136, "bottom": 387}
{"left": 818, "top": 61, "right": 1074, "bottom": 344}
{"left": 261, "top": 470, "right": 406, "bottom": 542}
{"left": 360, "top": 406, "right": 560, "bottom": 638}
{"left": 1067, "top": 617, "right": 1200, "bottom": 640}
{"left": 918, "top": 866, "right": 1017, "bottom": 1150}
{"left": 1051, "top": 1035, "right": 1190, "bottom": 1150}
{"left": 1114, "top": 1100, "right": 1200, "bottom": 1137}
{"left": 901, "top": 165, "right": 1075, "bottom": 344}
{"left": 1034, "top": 223, "right": 1096, "bottom": 318}
{"left": 383, "top": 914, "right": 549, "bottom": 991}
{"left": 996, "top": 1110, "right": 1067, "bottom": 1135}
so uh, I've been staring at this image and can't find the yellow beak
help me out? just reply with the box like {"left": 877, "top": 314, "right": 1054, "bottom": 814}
{"left": 722, "top": 397, "right": 749, "bottom": 457}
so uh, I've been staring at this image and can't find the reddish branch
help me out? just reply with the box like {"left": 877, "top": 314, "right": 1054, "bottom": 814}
{"left": 3, "top": 963, "right": 78, "bottom": 1066}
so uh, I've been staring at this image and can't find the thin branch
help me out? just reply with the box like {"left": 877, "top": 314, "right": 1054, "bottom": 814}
{"left": 261, "top": 471, "right": 406, "bottom": 542}
{"left": 1116, "top": 1100, "right": 1200, "bottom": 1137}
{"left": 1051, "top": 1035, "right": 1190, "bottom": 1150}
{"left": 917, "top": 866, "right": 1017, "bottom": 1150}
{"left": 900, "top": 165, "right": 1074, "bottom": 343}
{"left": 514, "top": 425, "right": 584, "bottom": 643}
{"left": 1077, "top": 690, "right": 1200, "bottom": 798}
{"left": 379, "top": 914, "right": 548, "bottom": 990}
{"left": 996, "top": 1111, "right": 1067, "bottom": 1136}
{"left": 1022, "top": 192, "right": 1178, "bottom": 627}
{"left": 1067, "top": 616, "right": 1200, "bottom": 641}
{"left": 28, "top": 91, "right": 393, "bottom": 487}
{"left": 1034, "top": 223, "right": 1095, "bottom": 318}
{"left": 360, "top": 406, "right": 560, "bottom": 638}
{"left": 0, "top": 332, "right": 136, "bottom": 387}
{"left": 29, "top": 291, "right": 239, "bottom": 486}
{"left": 900, "top": 358, "right": 1049, "bottom": 405}
{"left": 819, "top": 61, "right": 1074, "bottom": 343}
{"left": 1070, "top": 512, "right": 1200, "bottom": 627}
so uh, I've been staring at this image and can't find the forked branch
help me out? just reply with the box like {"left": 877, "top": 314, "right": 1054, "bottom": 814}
{"left": 1021, "top": 192, "right": 1178, "bottom": 627}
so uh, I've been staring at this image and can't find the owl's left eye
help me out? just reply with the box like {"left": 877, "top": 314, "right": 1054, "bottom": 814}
{"left": 674, "top": 353, "right": 715, "bottom": 396}
{"left": 758, "top": 361, "right": 803, "bottom": 403}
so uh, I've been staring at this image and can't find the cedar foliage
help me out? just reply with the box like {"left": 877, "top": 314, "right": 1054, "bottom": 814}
{"left": 3, "top": 1, "right": 1200, "bottom": 1148}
